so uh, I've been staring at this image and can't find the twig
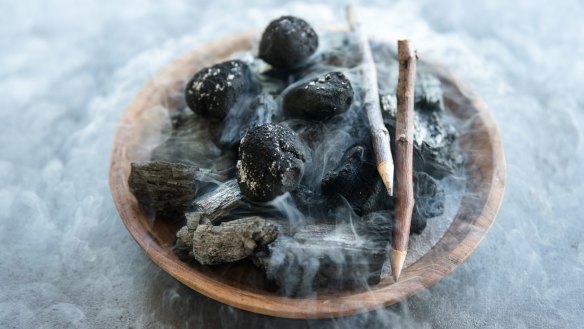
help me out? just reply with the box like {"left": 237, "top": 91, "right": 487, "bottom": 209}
{"left": 391, "top": 39, "right": 417, "bottom": 281}
{"left": 346, "top": 6, "right": 394, "bottom": 196}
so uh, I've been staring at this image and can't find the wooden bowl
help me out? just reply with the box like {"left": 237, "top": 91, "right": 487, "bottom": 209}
{"left": 109, "top": 31, "right": 506, "bottom": 319}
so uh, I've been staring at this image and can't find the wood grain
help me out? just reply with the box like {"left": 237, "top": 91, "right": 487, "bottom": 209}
{"left": 108, "top": 31, "right": 506, "bottom": 319}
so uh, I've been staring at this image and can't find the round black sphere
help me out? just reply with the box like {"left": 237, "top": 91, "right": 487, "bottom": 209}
{"left": 236, "top": 124, "right": 307, "bottom": 202}
{"left": 185, "top": 60, "right": 251, "bottom": 122}
{"left": 259, "top": 16, "right": 318, "bottom": 69}
{"left": 283, "top": 72, "right": 354, "bottom": 120}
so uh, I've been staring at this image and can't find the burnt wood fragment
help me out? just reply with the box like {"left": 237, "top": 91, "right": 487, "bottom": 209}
{"left": 411, "top": 171, "right": 445, "bottom": 234}
{"left": 415, "top": 72, "right": 444, "bottom": 112}
{"left": 381, "top": 93, "right": 462, "bottom": 178}
{"left": 253, "top": 214, "right": 392, "bottom": 296}
{"left": 178, "top": 216, "right": 279, "bottom": 265}
{"left": 189, "top": 179, "right": 243, "bottom": 223}
{"left": 128, "top": 161, "right": 226, "bottom": 220}
{"left": 150, "top": 109, "right": 232, "bottom": 169}
{"left": 321, "top": 144, "right": 383, "bottom": 215}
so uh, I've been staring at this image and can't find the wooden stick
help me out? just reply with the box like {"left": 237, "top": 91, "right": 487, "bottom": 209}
{"left": 346, "top": 6, "right": 394, "bottom": 196}
{"left": 391, "top": 39, "right": 417, "bottom": 281}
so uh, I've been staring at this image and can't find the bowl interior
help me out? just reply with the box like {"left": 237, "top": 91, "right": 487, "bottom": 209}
{"left": 109, "top": 31, "right": 506, "bottom": 319}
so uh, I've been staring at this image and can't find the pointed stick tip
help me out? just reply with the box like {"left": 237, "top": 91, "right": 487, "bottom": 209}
{"left": 377, "top": 160, "right": 394, "bottom": 196}
{"left": 391, "top": 249, "right": 407, "bottom": 282}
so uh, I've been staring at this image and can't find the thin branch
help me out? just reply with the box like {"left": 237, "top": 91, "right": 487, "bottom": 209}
{"left": 346, "top": 5, "right": 395, "bottom": 196}
{"left": 391, "top": 39, "right": 417, "bottom": 281}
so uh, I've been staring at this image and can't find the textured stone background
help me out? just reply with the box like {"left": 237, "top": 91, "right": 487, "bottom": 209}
{"left": 1, "top": 0, "right": 583, "bottom": 328}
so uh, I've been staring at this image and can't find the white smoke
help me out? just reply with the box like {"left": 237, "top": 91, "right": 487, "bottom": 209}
{"left": 1, "top": 0, "right": 583, "bottom": 328}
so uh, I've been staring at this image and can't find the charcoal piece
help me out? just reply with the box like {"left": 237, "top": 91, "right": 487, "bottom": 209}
{"left": 253, "top": 215, "right": 392, "bottom": 296}
{"left": 321, "top": 144, "right": 382, "bottom": 215}
{"left": 290, "top": 184, "right": 317, "bottom": 213}
{"left": 188, "top": 216, "right": 279, "bottom": 265}
{"left": 367, "top": 172, "right": 446, "bottom": 235}
{"left": 220, "top": 94, "right": 276, "bottom": 152}
{"left": 380, "top": 93, "right": 462, "bottom": 178}
{"left": 415, "top": 72, "right": 444, "bottom": 112}
{"left": 189, "top": 179, "right": 243, "bottom": 223}
{"left": 150, "top": 109, "right": 229, "bottom": 168}
{"left": 173, "top": 212, "right": 202, "bottom": 260}
{"left": 413, "top": 111, "right": 462, "bottom": 178}
{"left": 128, "top": 161, "right": 226, "bottom": 220}
{"left": 283, "top": 72, "right": 354, "bottom": 120}
{"left": 185, "top": 60, "right": 252, "bottom": 122}
{"left": 413, "top": 172, "right": 445, "bottom": 218}
{"left": 259, "top": 16, "right": 318, "bottom": 69}
{"left": 411, "top": 171, "right": 445, "bottom": 234}
{"left": 236, "top": 124, "right": 308, "bottom": 202}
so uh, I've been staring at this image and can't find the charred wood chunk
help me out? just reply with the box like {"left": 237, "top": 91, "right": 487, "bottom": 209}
{"left": 185, "top": 60, "right": 252, "bottom": 122}
{"left": 380, "top": 93, "right": 462, "bottom": 178}
{"left": 259, "top": 16, "right": 318, "bottom": 69}
{"left": 321, "top": 144, "right": 381, "bottom": 215}
{"left": 128, "top": 161, "right": 219, "bottom": 220}
{"left": 369, "top": 173, "right": 444, "bottom": 235}
{"left": 413, "top": 111, "right": 462, "bottom": 178}
{"left": 220, "top": 94, "right": 276, "bottom": 152}
{"left": 184, "top": 216, "right": 278, "bottom": 265}
{"left": 190, "top": 179, "right": 243, "bottom": 223}
{"left": 415, "top": 72, "right": 444, "bottom": 112}
{"left": 290, "top": 184, "right": 318, "bottom": 214}
{"left": 253, "top": 216, "right": 391, "bottom": 296}
{"left": 173, "top": 212, "right": 202, "bottom": 260}
{"left": 236, "top": 124, "right": 308, "bottom": 202}
{"left": 150, "top": 109, "right": 227, "bottom": 168}
{"left": 411, "top": 171, "right": 445, "bottom": 234}
{"left": 283, "top": 72, "right": 354, "bottom": 120}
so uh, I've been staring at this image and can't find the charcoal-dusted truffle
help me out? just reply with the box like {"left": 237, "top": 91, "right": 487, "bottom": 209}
{"left": 283, "top": 72, "right": 354, "bottom": 120}
{"left": 259, "top": 16, "right": 318, "bottom": 69}
{"left": 236, "top": 124, "right": 308, "bottom": 202}
{"left": 185, "top": 60, "right": 251, "bottom": 122}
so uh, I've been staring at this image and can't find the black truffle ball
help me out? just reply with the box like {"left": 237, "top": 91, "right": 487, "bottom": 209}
{"left": 283, "top": 72, "right": 354, "bottom": 120}
{"left": 185, "top": 60, "right": 251, "bottom": 122}
{"left": 259, "top": 16, "right": 318, "bottom": 69}
{"left": 237, "top": 124, "right": 307, "bottom": 202}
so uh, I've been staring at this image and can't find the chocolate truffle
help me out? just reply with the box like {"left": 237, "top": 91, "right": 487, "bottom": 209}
{"left": 236, "top": 124, "right": 307, "bottom": 202}
{"left": 185, "top": 60, "right": 251, "bottom": 122}
{"left": 283, "top": 72, "right": 353, "bottom": 120}
{"left": 259, "top": 16, "right": 318, "bottom": 69}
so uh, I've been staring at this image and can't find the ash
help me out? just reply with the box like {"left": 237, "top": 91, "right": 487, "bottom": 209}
{"left": 1, "top": 1, "right": 583, "bottom": 328}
